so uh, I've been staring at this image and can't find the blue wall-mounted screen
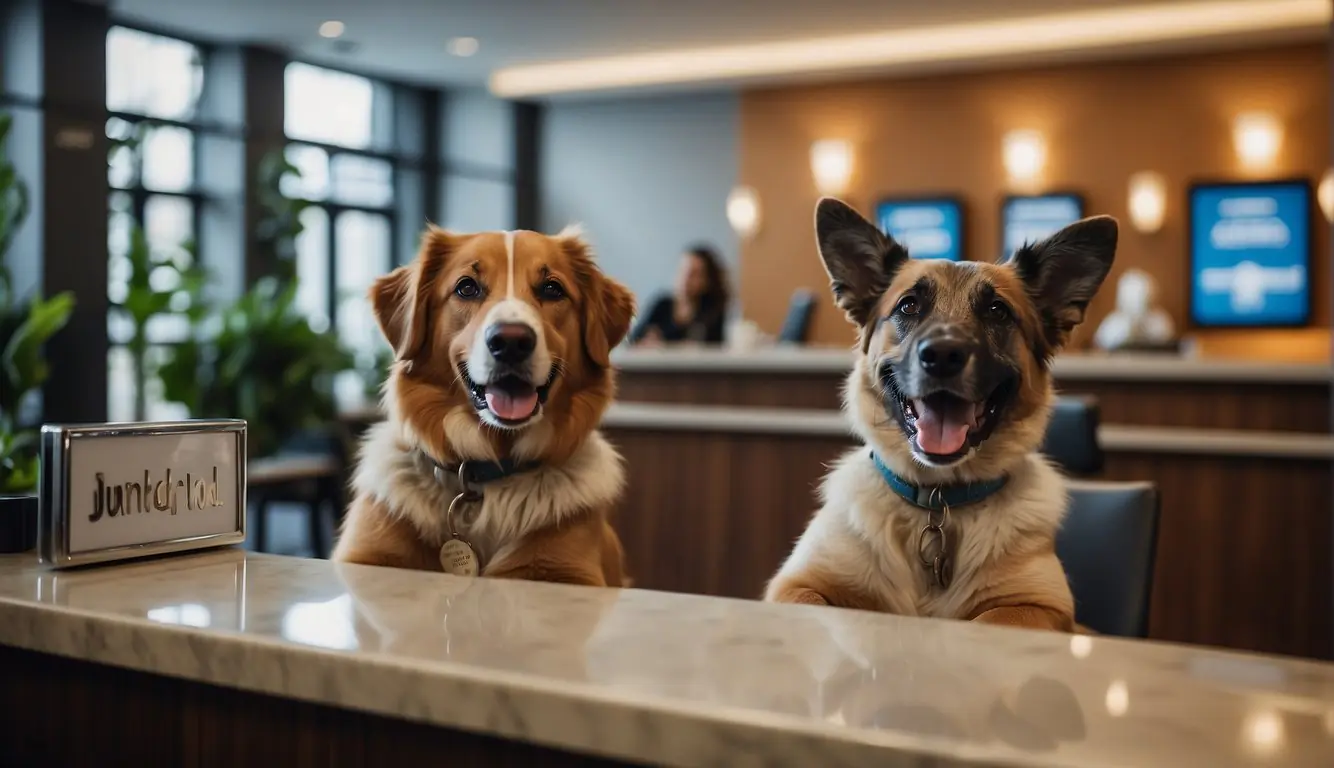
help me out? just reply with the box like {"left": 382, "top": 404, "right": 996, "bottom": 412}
{"left": 876, "top": 198, "right": 963, "bottom": 260}
{"left": 1001, "top": 194, "right": 1083, "bottom": 258}
{"left": 1190, "top": 181, "right": 1311, "bottom": 327}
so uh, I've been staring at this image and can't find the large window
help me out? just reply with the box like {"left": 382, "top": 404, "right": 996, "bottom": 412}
{"left": 284, "top": 62, "right": 395, "bottom": 407}
{"left": 105, "top": 26, "right": 204, "bottom": 422}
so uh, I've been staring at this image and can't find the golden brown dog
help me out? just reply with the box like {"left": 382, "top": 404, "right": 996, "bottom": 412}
{"left": 766, "top": 198, "right": 1117, "bottom": 632}
{"left": 333, "top": 225, "right": 635, "bottom": 587}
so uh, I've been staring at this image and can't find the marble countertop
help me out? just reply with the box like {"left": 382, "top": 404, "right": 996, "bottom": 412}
{"left": 2, "top": 550, "right": 1334, "bottom": 766}
{"left": 611, "top": 347, "right": 1332, "bottom": 383}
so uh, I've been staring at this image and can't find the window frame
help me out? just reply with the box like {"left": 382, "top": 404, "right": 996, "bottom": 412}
{"left": 281, "top": 60, "right": 401, "bottom": 365}
{"left": 104, "top": 23, "right": 216, "bottom": 422}
{"left": 284, "top": 141, "right": 399, "bottom": 341}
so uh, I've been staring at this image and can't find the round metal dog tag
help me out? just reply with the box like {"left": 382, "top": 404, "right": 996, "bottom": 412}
{"left": 440, "top": 538, "right": 480, "bottom": 577}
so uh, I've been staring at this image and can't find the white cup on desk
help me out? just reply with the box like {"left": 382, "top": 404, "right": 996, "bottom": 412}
{"left": 727, "top": 319, "right": 765, "bottom": 351}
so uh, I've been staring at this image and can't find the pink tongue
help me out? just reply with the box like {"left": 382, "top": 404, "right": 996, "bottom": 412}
{"left": 913, "top": 398, "right": 975, "bottom": 455}
{"left": 484, "top": 387, "right": 539, "bottom": 421}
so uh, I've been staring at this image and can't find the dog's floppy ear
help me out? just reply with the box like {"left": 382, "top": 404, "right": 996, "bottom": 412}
{"left": 370, "top": 226, "right": 452, "bottom": 363}
{"left": 559, "top": 226, "right": 636, "bottom": 369}
{"left": 1008, "top": 215, "right": 1118, "bottom": 350}
{"left": 814, "top": 197, "right": 910, "bottom": 327}
{"left": 585, "top": 276, "right": 635, "bottom": 369}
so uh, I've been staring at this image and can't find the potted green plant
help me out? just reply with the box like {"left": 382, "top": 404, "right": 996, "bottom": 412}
{"left": 0, "top": 112, "right": 75, "bottom": 494}
{"left": 358, "top": 345, "right": 394, "bottom": 404}
{"left": 111, "top": 229, "right": 208, "bottom": 421}
{"left": 158, "top": 152, "right": 354, "bottom": 458}
{"left": 158, "top": 276, "right": 353, "bottom": 458}
{"left": 254, "top": 151, "right": 304, "bottom": 285}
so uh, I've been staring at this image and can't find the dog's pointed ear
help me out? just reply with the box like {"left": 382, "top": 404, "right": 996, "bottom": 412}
{"left": 815, "top": 197, "right": 910, "bottom": 327}
{"left": 370, "top": 226, "right": 452, "bottom": 363}
{"left": 559, "top": 227, "right": 636, "bottom": 369}
{"left": 1008, "top": 215, "right": 1118, "bottom": 349}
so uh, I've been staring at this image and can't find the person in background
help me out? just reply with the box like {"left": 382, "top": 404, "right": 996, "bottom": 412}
{"left": 630, "top": 244, "right": 731, "bottom": 346}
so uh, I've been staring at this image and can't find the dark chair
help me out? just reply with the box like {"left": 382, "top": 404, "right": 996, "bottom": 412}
{"left": 777, "top": 289, "right": 815, "bottom": 344}
{"left": 1056, "top": 480, "right": 1160, "bottom": 637}
{"left": 249, "top": 427, "right": 353, "bottom": 558}
{"left": 1042, "top": 395, "right": 1103, "bottom": 474}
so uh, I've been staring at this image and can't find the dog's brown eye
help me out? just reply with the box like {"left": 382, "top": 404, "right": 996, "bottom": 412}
{"left": 538, "top": 279, "right": 566, "bottom": 301}
{"left": 987, "top": 300, "right": 1011, "bottom": 322}
{"left": 455, "top": 277, "right": 482, "bottom": 300}
{"left": 895, "top": 296, "right": 920, "bottom": 316}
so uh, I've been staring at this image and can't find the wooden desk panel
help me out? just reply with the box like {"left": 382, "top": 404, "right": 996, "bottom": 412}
{"left": 617, "top": 370, "right": 843, "bottom": 411}
{"left": 617, "top": 371, "right": 1331, "bottom": 433}
{"left": 1103, "top": 452, "right": 1332, "bottom": 658}
{"left": 1054, "top": 380, "right": 1330, "bottom": 432}
{"left": 606, "top": 426, "right": 1332, "bottom": 660}
{"left": 0, "top": 645, "right": 634, "bottom": 767}
{"left": 610, "top": 429, "right": 848, "bottom": 600}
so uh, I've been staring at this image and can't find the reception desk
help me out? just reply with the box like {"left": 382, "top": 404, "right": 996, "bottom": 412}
{"left": 600, "top": 348, "right": 1334, "bottom": 660}
{"left": 2, "top": 549, "right": 1334, "bottom": 766}
{"left": 335, "top": 348, "right": 1332, "bottom": 657}
{"left": 615, "top": 348, "right": 1332, "bottom": 432}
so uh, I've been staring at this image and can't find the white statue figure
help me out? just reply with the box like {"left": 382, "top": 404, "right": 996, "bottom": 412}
{"left": 1094, "top": 268, "right": 1175, "bottom": 351}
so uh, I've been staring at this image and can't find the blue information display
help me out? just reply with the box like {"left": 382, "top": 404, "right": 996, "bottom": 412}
{"left": 1190, "top": 181, "right": 1311, "bottom": 327}
{"left": 876, "top": 199, "right": 963, "bottom": 260}
{"left": 1000, "top": 194, "right": 1083, "bottom": 258}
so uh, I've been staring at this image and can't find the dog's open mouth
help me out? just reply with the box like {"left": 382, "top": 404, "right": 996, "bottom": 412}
{"left": 463, "top": 365, "right": 558, "bottom": 427}
{"left": 886, "top": 374, "right": 1015, "bottom": 463}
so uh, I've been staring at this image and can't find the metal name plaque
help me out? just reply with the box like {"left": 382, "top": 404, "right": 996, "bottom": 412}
{"left": 38, "top": 420, "right": 247, "bottom": 568}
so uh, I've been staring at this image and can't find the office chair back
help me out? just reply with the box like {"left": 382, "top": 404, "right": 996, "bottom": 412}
{"left": 777, "top": 289, "right": 815, "bottom": 344}
{"left": 1057, "top": 480, "right": 1160, "bottom": 637}
{"left": 1042, "top": 395, "right": 1103, "bottom": 474}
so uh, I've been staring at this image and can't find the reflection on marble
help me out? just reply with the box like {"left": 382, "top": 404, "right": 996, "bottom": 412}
{"left": 146, "top": 602, "right": 212, "bottom": 628}
{"left": 1, "top": 551, "right": 1333, "bottom": 767}
{"left": 283, "top": 593, "right": 357, "bottom": 651}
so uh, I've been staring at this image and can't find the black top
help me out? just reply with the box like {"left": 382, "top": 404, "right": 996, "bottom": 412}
{"left": 630, "top": 294, "right": 726, "bottom": 345}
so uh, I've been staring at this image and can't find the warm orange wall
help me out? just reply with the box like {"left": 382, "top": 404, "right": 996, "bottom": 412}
{"left": 739, "top": 44, "right": 1330, "bottom": 352}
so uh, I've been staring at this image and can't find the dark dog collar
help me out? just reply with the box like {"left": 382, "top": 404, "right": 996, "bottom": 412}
{"left": 421, "top": 452, "right": 542, "bottom": 488}
{"left": 870, "top": 451, "right": 1008, "bottom": 510}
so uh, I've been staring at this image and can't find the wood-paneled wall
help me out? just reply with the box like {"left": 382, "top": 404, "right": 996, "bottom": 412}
{"left": 738, "top": 44, "right": 1330, "bottom": 347}
{"left": 605, "top": 426, "right": 1332, "bottom": 660}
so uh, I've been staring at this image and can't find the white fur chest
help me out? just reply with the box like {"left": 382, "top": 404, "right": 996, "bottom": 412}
{"left": 821, "top": 451, "right": 1069, "bottom": 619}
{"left": 352, "top": 422, "right": 625, "bottom": 563}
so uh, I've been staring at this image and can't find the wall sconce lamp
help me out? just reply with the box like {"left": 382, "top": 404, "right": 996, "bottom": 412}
{"left": 1318, "top": 169, "right": 1334, "bottom": 223}
{"left": 810, "top": 139, "right": 853, "bottom": 196}
{"left": 1002, "top": 129, "right": 1046, "bottom": 187}
{"left": 726, "top": 185, "right": 762, "bottom": 239}
{"left": 1232, "top": 112, "right": 1282, "bottom": 171}
{"left": 1127, "top": 171, "right": 1167, "bottom": 234}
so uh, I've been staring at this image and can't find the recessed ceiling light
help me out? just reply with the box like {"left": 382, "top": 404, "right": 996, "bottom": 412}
{"left": 490, "top": 0, "right": 1329, "bottom": 97}
{"left": 447, "top": 37, "right": 480, "bottom": 57}
{"left": 319, "top": 20, "right": 345, "bottom": 39}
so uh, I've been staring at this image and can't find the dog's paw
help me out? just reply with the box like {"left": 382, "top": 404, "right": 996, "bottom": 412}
{"left": 771, "top": 587, "right": 830, "bottom": 606}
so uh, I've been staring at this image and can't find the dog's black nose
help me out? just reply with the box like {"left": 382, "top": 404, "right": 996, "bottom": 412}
{"left": 486, "top": 323, "right": 537, "bottom": 364}
{"left": 917, "top": 337, "right": 971, "bottom": 378}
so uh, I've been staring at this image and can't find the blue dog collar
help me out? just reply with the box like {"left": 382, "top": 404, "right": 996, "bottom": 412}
{"left": 870, "top": 451, "right": 1008, "bottom": 510}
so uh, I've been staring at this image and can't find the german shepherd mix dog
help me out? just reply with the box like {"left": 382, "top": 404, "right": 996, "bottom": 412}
{"left": 766, "top": 199, "right": 1117, "bottom": 632}
{"left": 334, "top": 226, "right": 635, "bottom": 587}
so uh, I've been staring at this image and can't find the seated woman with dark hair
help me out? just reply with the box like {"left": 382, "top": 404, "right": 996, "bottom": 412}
{"left": 630, "top": 244, "right": 731, "bottom": 346}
